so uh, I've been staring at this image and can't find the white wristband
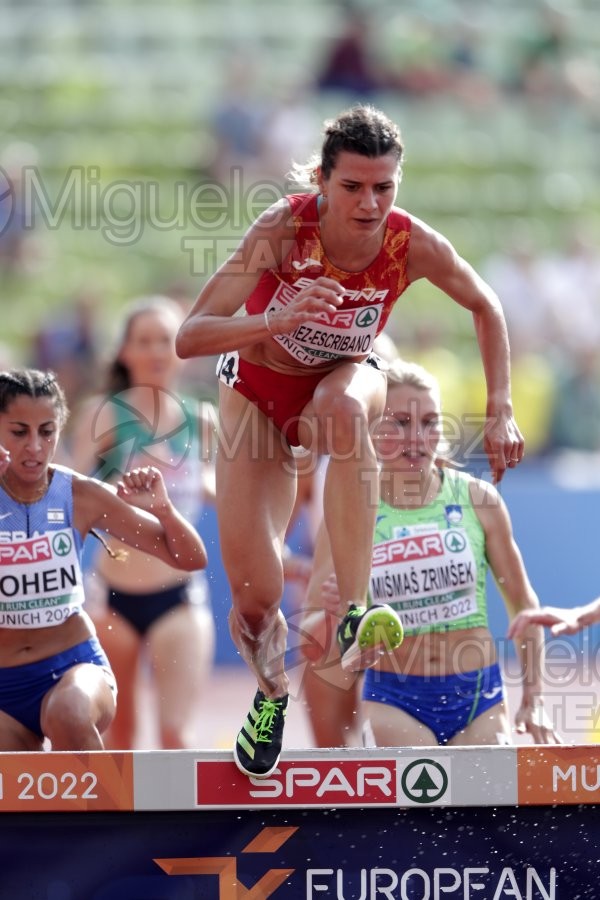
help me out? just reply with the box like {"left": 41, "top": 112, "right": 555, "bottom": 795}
{"left": 264, "top": 308, "right": 273, "bottom": 335}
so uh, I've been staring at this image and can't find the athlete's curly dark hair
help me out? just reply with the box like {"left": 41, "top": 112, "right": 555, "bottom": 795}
{"left": 320, "top": 104, "right": 404, "bottom": 179}
{"left": 286, "top": 104, "right": 404, "bottom": 191}
{"left": 0, "top": 368, "right": 69, "bottom": 426}
{"left": 0, "top": 367, "right": 126, "bottom": 560}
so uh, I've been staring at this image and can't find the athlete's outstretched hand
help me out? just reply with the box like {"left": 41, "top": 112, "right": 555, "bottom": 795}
{"left": 514, "top": 699, "right": 562, "bottom": 745}
{"left": 116, "top": 466, "right": 171, "bottom": 516}
{"left": 483, "top": 409, "right": 524, "bottom": 485}
{"left": 509, "top": 602, "right": 600, "bottom": 638}
{"left": 265, "top": 276, "right": 345, "bottom": 335}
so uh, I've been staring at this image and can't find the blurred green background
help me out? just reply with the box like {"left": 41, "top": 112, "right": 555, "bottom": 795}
{"left": 1, "top": 0, "right": 599, "bottom": 445}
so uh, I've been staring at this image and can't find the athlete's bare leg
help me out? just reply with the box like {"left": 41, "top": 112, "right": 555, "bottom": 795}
{"left": 149, "top": 603, "right": 215, "bottom": 748}
{"left": 449, "top": 700, "right": 512, "bottom": 746}
{"left": 299, "top": 362, "right": 386, "bottom": 608}
{"left": 299, "top": 527, "right": 362, "bottom": 747}
{"left": 303, "top": 654, "right": 362, "bottom": 747}
{"left": 0, "top": 710, "right": 44, "bottom": 751}
{"left": 363, "top": 700, "right": 439, "bottom": 747}
{"left": 41, "top": 663, "right": 116, "bottom": 750}
{"left": 216, "top": 383, "right": 297, "bottom": 700}
{"left": 91, "top": 606, "right": 140, "bottom": 748}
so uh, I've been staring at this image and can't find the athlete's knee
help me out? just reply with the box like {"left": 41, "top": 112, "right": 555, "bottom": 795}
{"left": 317, "top": 389, "right": 365, "bottom": 425}
{"left": 319, "top": 396, "right": 372, "bottom": 453}
{"left": 229, "top": 600, "right": 280, "bottom": 642}
{"left": 228, "top": 568, "right": 283, "bottom": 613}
{"left": 46, "top": 677, "right": 90, "bottom": 719}
{"left": 42, "top": 692, "right": 91, "bottom": 749}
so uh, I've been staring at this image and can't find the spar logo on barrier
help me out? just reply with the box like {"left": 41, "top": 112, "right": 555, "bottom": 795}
{"left": 154, "top": 825, "right": 297, "bottom": 898}
{"left": 398, "top": 757, "right": 451, "bottom": 806}
{"left": 195, "top": 758, "right": 398, "bottom": 807}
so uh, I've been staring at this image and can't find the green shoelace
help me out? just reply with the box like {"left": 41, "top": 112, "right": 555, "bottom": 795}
{"left": 255, "top": 699, "right": 283, "bottom": 743}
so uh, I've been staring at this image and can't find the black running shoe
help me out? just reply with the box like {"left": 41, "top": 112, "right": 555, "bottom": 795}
{"left": 233, "top": 689, "right": 288, "bottom": 778}
{"left": 337, "top": 603, "right": 404, "bottom": 672}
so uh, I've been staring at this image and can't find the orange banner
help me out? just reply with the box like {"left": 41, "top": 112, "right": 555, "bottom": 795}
{"left": 517, "top": 745, "right": 600, "bottom": 805}
{"left": 0, "top": 751, "right": 134, "bottom": 811}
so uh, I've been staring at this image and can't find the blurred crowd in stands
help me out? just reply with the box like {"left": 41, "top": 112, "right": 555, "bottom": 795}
{"left": 1, "top": 0, "right": 599, "bottom": 462}
{"left": 208, "top": 0, "right": 600, "bottom": 185}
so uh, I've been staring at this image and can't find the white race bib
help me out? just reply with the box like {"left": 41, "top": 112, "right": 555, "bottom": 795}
{"left": 369, "top": 526, "right": 478, "bottom": 631}
{"left": 0, "top": 527, "right": 84, "bottom": 628}
{"left": 268, "top": 279, "right": 384, "bottom": 366}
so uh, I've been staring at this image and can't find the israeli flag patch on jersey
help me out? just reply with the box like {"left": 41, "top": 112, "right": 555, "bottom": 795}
{"left": 48, "top": 509, "right": 65, "bottom": 523}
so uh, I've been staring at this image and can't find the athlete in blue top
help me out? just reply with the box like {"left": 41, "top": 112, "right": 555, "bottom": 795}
{"left": 0, "top": 368, "right": 207, "bottom": 751}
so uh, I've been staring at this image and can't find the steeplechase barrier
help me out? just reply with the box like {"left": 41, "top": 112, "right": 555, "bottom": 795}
{"left": 1, "top": 745, "right": 598, "bottom": 898}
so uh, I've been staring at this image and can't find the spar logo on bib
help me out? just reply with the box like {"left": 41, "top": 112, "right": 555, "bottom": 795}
{"left": 0, "top": 536, "right": 51, "bottom": 564}
{"left": 444, "top": 530, "right": 467, "bottom": 553}
{"left": 52, "top": 532, "right": 72, "bottom": 556}
{"left": 372, "top": 533, "right": 444, "bottom": 567}
{"left": 356, "top": 307, "right": 378, "bottom": 328}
